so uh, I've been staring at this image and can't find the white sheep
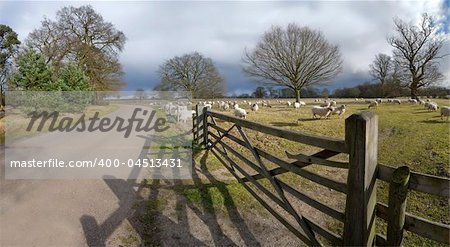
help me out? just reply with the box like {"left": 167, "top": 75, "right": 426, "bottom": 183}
{"left": 419, "top": 100, "right": 425, "bottom": 105}
{"left": 427, "top": 102, "right": 438, "bottom": 111}
{"left": 234, "top": 107, "right": 247, "bottom": 119}
{"left": 393, "top": 99, "right": 401, "bottom": 104}
{"left": 368, "top": 101, "right": 378, "bottom": 109}
{"left": 299, "top": 101, "right": 306, "bottom": 107}
{"left": 312, "top": 106, "right": 333, "bottom": 119}
{"left": 293, "top": 102, "right": 301, "bottom": 109}
{"left": 203, "top": 103, "right": 212, "bottom": 110}
{"left": 287, "top": 101, "right": 292, "bottom": 107}
{"left": 332, "top": 105, "right": 346, "bottom": 116}
{"left": 251, "top": 103, "right": 259, "bottom": 111}
{"left": 408, "top": 99, "right": 418, "bottom": 104}
{"left": 330, "top": 100, "right": 337, "bottom": 107}
{"left": 440, "top": 106, "right": 450, "bottom": 120}
{"left": 320, "top": 101, "right": 331, "bottom": 107}
{"left": 233, "top": 103, "right": 240, "bottom": 109}
{"left": 177, "top": 109, "right": 193, "bottom": 123}
{"left": 223, "top": 103, "right": 230, "bottom": 111}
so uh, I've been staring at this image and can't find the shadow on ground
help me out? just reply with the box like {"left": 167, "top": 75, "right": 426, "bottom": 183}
{"left": 79, "top": 134, "right": 261, "bottom": 246}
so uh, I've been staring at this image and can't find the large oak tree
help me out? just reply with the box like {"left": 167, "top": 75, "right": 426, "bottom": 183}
{"left": 27, "top": 5, "right": 126, "bottom": 91}
{"left": 243, "top": 23, "right": 342, "bottom": 102}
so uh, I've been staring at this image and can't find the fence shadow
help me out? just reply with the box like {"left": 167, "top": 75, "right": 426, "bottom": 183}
{"left": 270, "top": 122, "right": 299, "bottom": 127}
{"left": 79, "top": 132, "right": 259, "bottom": 246}
{"left": 419, "top": 119, "right": 447, "bottom": 124}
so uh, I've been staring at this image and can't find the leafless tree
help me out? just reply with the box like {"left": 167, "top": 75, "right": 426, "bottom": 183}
{"left": 156, "top": 52, "right": 225, "bottom": 99}
{"left": 369, "top": 53, "right": 392, "bottom": 85}
{"left": 243, "top": 23, "right": 342, "bottom": 102}
{"left": 388, "top": 13, "right": 446, "bottom": 99}
{"left": 27, "top": 5, "right": 126, "bottom": 91}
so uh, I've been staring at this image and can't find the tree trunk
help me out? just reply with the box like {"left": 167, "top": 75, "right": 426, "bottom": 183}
{"left": 295, "top": 89, "right": 301, "bottom": 103}
{"left": 410, "top": 81, "right": 419, "bottom": 100}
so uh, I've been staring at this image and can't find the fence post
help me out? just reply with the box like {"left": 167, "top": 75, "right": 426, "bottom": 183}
{"left": 202, "top": 106, "right": 208, "bottom": 147}
{"left": 386, "top": 166, "right": 410, "bottom": 246}
{"left": 195, "top": 105, "right": 201, "bottom": 145}
{"left": 343, "top": 112, "right": 378, "bottom": 246}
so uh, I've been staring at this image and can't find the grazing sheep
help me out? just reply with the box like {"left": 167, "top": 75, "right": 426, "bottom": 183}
{"left": 419, "top": 100, "right": 425, "bottom": 105}
{"left": 311, "top": 106, "right": 333, "bottom": 119}
{"left": 223, "top": 103, "right": 230, "bottom": 111}
{"left": 320, "top": 101, "right": 331, "bottom": 107}
{"left": 177, "top": 109, "right": 193, "bottom": 123}
{"left": 376, "top": 98, "right": 382, "bottom": 103}
{"left": 299, "top": 101, "right": 306, "bottom": 107}
{"left": 234, "top": 107, "right": 247, "bottom": 119}
{"left": 387, "top": 99, "right": 393, "bottom": 103}
{"left": 233, "top": 103, "right": 240, "bottom": 109}
{"left": 408, "top": 99, "right": 418, "bottom": 104}
{"left": 368, "top": 101, "right": 378, "bottom": 109}
{"left": 427, "top": 102, "right": 439, "bottom": 111}
{"left": 330, "top": 100, "right": 337, "bottom": 107}
{"left": 293, "top": 102, "right": 301, "bottom": 109}
{"left": 393, "top": 99, "right": 401, "bottom": 104}
{"left": 251, "top": 103, "right": 259, "bottom": 111}
{"left": 287, "top": 101, "right": 292, "bottom": 107}
{"left": 332, "top": 105, "right": 346, "bottom": 116}
{"left": 199, "top": 103, "right": 212, "bottom": 110}
{"left": 440, "top": 106, "right": 450, "bottom": 120}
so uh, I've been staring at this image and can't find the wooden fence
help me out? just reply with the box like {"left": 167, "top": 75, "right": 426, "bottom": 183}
{"left": 192, "top": 105, "right": 450, "bottom": 246}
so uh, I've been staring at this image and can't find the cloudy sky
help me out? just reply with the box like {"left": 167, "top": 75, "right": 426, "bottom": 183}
{"left": 0, "top": 0, "right": 449, "bottom": 95}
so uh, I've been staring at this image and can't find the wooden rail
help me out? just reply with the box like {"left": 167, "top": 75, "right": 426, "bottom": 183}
{"left": 378, "top": 163, "right": 450, "bottom": 197}
{"left": 207, "top": 111, "right": 348, "bottom": 153}
{"left": 377, "top": 202, "right": 450, "bottom": 244}
{"left": 192, "top": 106, "right": 450, "bottom": 246}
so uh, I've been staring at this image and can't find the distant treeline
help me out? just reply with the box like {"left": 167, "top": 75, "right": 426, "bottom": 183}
{"left": 333, "top": 83, "right": 450, "bottom": 99}
{"left": 232, "top": 84, "right": 450, "bottom": 99}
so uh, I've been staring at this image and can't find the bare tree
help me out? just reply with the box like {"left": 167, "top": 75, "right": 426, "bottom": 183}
{"left": 388, "top": 13, "right": 446, "bottom": 99}
{"left": 27, "top": 5, "right": 126, "bottom": 91}
{"left": 156, "top": 52, "right": 225, "bottom": 99}
{"left": 243, "top": 23, "right": 342, "bottom": 102}
{"left": 369, "top": 53, "right": 392, "bottom": 85}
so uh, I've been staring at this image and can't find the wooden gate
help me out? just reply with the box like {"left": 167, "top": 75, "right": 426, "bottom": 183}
{"left": 192, "top": 105, "right": 450, "bottom": 246}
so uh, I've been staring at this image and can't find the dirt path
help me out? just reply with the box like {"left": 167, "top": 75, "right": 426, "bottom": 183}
{"left": 1, "top": 104, "right": 302, "bottom": 246}
{"left": 0, "top": 105, "right": 148, "bottom": 246}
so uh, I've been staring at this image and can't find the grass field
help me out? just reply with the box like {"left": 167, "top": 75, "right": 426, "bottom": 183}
{"left": 186, "top": 97, "right": 449, "bottom": 246}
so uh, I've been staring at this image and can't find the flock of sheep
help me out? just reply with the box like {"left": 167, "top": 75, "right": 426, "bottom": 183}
{"left": 197, "top": 99, "right": 347, "bottom": 120}
{"left": 197, "top": 97, "right": 450, "bottom": 121}
{"left": 362, "top": 98, "right": 449, "bottom": 120}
